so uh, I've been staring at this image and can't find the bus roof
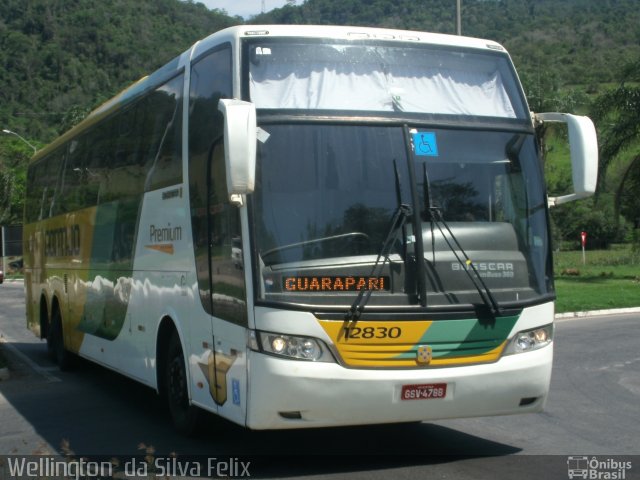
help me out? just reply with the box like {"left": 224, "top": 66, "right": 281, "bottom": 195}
{"left": 195, "top": 24, "right": 506, "bottom": 57}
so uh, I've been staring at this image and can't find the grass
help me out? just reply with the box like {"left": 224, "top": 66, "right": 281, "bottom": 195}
{"left": 553, "top": 244, "right": 640, "bottom": 313}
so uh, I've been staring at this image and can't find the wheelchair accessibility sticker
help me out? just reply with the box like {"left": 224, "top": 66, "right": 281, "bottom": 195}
{"left": 413, "top": 132, "right": 439, "bottom": 156}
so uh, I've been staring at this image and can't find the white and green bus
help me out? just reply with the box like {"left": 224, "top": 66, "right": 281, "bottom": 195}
{"left": 24, "top": 25, "right": 598, "bottom": 432}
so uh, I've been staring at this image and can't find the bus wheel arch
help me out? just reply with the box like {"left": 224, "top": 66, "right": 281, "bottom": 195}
{"left": 156, "top": 318, "right": 200, "bottom": 435}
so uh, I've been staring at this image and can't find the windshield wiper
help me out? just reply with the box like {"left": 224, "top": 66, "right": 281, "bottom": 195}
{"left": 404, "top": 126, "right": 428, "bottom": 307}
{"left": 345, "top": 125, "right": 433, "bottom": 319}
{"left": 345, "top": 203, "right": 411, "bottom": 320}
{"left": 345, "top": 159, "right": 411, "bottom": 320}
{"left": 422, "top": 163, "right": 503, "bottom": 316}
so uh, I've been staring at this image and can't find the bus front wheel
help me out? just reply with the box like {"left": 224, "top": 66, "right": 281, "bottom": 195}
{"left": 165, "top": 331, "right": 200, "bottom": 436}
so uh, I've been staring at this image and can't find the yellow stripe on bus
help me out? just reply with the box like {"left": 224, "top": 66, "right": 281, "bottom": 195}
{"left": 318, "top": 319, "right": 509, "bottom": 368}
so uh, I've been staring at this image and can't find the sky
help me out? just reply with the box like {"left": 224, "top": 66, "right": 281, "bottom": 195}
{"left": 194, "top": 0, "right": 294, "bottom": 19}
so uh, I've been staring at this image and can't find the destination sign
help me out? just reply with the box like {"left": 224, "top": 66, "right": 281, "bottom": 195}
{"left": 283, "top": 276, "right": 390, "bottom": 292}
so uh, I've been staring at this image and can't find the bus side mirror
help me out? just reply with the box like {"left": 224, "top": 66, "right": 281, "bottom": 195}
{"left": 218, "top": 99, "right": 257, "bottom": 204}
{"left": 535, "top": 112, "right": 598, "bottom": 207}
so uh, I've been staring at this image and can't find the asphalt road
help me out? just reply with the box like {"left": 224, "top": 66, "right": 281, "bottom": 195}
{"left": 0, "top": 281, "right": 638, "bottom": 479}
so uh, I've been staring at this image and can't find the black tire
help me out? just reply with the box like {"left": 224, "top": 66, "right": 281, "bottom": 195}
{"left": 46, "top": 317, "right": 55, "bottom": 361}
{"left": 49, "top": 308, "right": 74, "bottom": 371}
{"left": 165, "top": 331, "right": 200, "bottom": 436}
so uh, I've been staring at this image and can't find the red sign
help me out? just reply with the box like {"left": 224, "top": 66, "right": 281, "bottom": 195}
{"left": 581, "top": 231, "right": 587, "bottom": 247}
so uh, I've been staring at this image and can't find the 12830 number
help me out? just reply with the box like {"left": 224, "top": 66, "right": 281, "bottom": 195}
{"left": 343, "top": 326, "right": 402, "bottom": 340}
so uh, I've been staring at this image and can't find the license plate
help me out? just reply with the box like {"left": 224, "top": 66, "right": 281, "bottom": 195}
{"left": 401, "top": 383, "right": 447, "bottom": 400}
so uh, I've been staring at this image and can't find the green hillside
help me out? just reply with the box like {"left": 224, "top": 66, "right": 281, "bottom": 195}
{"left": 2, "top": 0, "right": 638, "bottom": 142}
{"left": 0, "top": 0, "right": 239, "bottom": 141}
{"left": 1, "top": 0, "right": 639, "bottom": 243}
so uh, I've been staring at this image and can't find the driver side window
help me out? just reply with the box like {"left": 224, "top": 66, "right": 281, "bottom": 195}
{"left": 209, "top": 143, "right": 246, "bottom": 325}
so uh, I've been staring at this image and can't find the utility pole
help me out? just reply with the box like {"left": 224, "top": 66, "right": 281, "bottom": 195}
{"left": 456, "top": 0, "right": 462, "bottom": 36}
{"left": 262, "top": 0, "right": 266, "bottom": 14}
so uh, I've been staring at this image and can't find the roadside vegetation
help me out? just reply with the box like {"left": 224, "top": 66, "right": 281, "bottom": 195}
{"left": 554, "top": 244, "right": 640, "bottom": 313}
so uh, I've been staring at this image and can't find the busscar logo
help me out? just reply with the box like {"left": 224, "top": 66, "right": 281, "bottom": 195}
{"left": 451, "top": 261, "right": 515, "bottom": 279}
{"left": 567, "top": 456, "right": 632, "bottom": 479}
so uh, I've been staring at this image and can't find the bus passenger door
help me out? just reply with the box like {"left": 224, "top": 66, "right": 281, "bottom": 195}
{"left": 187, "top": 44, "right": 247, "bottom": 424}
{"left": 206, "top": 143, "right": 249, "bottom": 426}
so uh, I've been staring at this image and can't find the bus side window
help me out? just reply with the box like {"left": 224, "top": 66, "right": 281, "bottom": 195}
{"left": 143, "top": 74, "right": 184, "bottom": 192}
{"left": 90, "top": 117, "right": 116, "bottom": 204}
{"left": 25, "top": 166, "right": 39, "bottom": 223}
{"left": 63, "top": 134, "right": 99, "bottom": 212}
{"left": 26, "top": 161, "right": 48, "bottom": 222}
{"left": 41, "top": 149, "right": 64, "bottom": 220}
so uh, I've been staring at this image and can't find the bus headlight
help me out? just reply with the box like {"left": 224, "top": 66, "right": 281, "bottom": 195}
{"left": 505, "top": 324, "right": 554, "bottom": 355}
{"left": 254, "top": 331, "right": 334, "bottom": 362}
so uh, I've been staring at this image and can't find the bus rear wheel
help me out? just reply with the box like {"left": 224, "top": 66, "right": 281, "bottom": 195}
{"left": 49, "top": 308, "right": 73, "bottom": 371}
{"left": 165, "top": 331, "right": 200, "bottom": 436}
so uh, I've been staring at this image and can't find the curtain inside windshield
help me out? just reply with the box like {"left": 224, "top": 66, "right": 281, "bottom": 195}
{"left": 249, "top": 42, "right": 525, "bottom": 118}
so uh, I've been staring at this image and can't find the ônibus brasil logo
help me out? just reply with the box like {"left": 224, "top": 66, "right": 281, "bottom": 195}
{"left": 567, "top": 456, "right": 632, "bottom": 480}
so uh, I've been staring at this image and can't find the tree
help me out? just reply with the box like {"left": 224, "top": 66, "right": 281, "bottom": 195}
{"left": 0, "top": 141, "right": 30, "bottom": 225}
{"left": 591, "top": 60, "right": 640, "bottom": 228}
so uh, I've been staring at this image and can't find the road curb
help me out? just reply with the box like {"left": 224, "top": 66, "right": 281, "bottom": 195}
{"left": 555, "top": 306, "right": 640, "bottom": 320}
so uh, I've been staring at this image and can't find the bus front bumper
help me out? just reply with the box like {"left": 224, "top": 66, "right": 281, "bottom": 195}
{"left": 245, "top": 345, "right": 552, "bottom": 429}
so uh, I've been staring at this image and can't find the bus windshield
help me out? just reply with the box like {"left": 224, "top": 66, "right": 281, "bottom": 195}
{"left": 248, "top": 40, "right": 527, "bottom": 119}
{"left": 247, "top": 38, "right": 549, "bottom": 311}
{"left": 251, "top": 123, "right": 552, "bottom": 310}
